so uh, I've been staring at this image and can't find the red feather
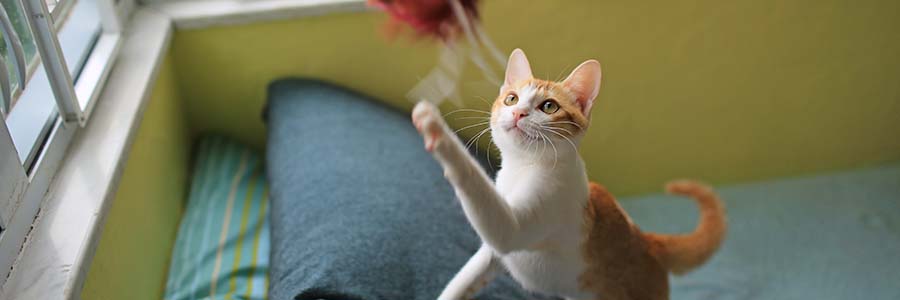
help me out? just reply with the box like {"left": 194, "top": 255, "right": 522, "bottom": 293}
{"left": 368, "top": 0, "right": 480, "bottom": 41}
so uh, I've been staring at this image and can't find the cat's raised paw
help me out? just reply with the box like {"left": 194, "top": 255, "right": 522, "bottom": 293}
{"left": 412, "top": 101, "right": 448, "bottom": 152}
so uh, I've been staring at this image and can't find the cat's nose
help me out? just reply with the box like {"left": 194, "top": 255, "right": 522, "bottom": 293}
{"left": 512, "top": 110, "right": 529, "bottom": 123}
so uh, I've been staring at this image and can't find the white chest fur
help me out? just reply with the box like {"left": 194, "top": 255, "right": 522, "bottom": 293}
{"left": 493, "top": 158, "right": 592, "bottom": 299}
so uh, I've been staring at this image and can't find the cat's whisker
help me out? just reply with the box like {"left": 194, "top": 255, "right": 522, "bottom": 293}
{"left": 550, "top": 135, "right": 559, "bottom": 169}
{"left": 444, "top": 108, "right": 491, "bottom": 118}
{"left": 545, "top": 121, "right": 584, "bottom": 131}
{"left": 473, "top": 131, "right": 480, "bottom": 157}
{"left": 554, "top": 62, "right": 577, "bottom": 82}
{"left": 522, "top": 123, "right": 547, "bottom": 164}
{"left": 465, "top": 128, "right": 480, "bottom": 152}
{"left": 456, "top": 116, "right": 491, "bottom": 121}
{"left": 537, "top": 131, "right": 551, "bottom": 168}
{"left": 542, "top": 127, "right": 575, "bottom": 147}
{"left": 537, "top": 130, "right": 547, "bottom": 160}
{"left": 540, "top": 131, "right": 559, "bottom": 170}
{"left": 524, "top": 130, "right": 538, "bottom": 156}
{"left": 543, "top": 128, "right": 579, "bottom": 153}
{"left": 454, "top": 122, "right": 490, "bottom": 134}
{"left": 539, "top": 124, "right": 574, "bottom": 136}
{"left": 473, "top": 128, "right": 493, "bottom": 167}
{"left": 545, "top": 120, "right": 583, "bottom": 126}
{"left": 474, "top": 95, "right": 493, "bottom": 106}
{"left": 523, "top": 135, "right": 532, "bottom": 153}
{"left": 466, "top": 127, "right": 492, "bottom": 153}
{"left": 466, "top": 127, "right": 490, "bottom": 149}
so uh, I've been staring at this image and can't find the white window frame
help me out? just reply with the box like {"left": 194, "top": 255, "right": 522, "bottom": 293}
{"left": 0, "top": 0, "right": 130, "bottom": 288}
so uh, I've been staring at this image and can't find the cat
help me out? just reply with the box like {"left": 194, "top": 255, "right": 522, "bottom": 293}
{"left": 411, "top": 48, "right": 727, "bottom": 300}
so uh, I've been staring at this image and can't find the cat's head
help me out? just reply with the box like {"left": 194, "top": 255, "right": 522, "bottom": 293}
{"left": 490, "top": 49, "right": 601, "bottom": 160}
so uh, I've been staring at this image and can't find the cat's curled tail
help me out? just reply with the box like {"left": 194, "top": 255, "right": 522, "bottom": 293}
{"left": 643, "top": 180, "right": 727, "bottom": 275}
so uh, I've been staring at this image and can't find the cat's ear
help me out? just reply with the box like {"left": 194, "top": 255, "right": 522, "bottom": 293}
{"left": 502, "top": 49, "right": 533, "bottom": 91}
{"left": 563, "top": 60, "right": 602, "bottom": 116}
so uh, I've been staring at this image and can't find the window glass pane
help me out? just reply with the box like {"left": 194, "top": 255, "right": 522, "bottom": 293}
{"left": 5, "top": 0, "right": 101, "bottom": 167}
{"left": 0, "top": 0, "right": 38, "bottom": 93}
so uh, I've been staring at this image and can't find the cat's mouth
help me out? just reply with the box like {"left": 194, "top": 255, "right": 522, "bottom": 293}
{"left": 503, "top": 123, "right": 540, "bottom": 141}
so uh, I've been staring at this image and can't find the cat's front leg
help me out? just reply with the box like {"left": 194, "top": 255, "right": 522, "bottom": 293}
{"left": 411, "top": 101, "right": 550, "bottom": 254}
{"left": 411, "top": 101, "right": 482, "bottom": 181}
{"left": 438, "top": 245, "right": 501, "bottom": 300}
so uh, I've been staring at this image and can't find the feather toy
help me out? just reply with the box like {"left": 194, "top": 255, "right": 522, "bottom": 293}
{"left": 368, "top": 0, "right": 506, "bottom": 106}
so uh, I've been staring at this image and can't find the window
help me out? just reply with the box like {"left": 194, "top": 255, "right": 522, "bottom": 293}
{"left": 0, "top": 0, "right": 127, "bottom": 286}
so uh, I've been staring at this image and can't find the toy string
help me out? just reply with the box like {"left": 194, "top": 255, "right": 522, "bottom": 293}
{"left": 407, "top": 0, "right": 506, "bottom": 107}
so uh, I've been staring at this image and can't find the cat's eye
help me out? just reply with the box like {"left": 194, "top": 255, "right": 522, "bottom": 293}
{"left": 503, "top": 94, "right": 518, "bottom": 106}
{"left": 539, "top": 100, "right": 560, "bottom": 114}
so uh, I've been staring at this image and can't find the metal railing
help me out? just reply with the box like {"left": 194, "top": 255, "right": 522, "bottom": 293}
{"left": 0, "top": 2, "right": 26, "bottom": 116}
{"left": 21, "top": 0, "right": 83, "bottom": 124}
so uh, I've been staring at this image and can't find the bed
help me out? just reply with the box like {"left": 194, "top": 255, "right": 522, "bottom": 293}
{"left": 162, "top": 79, "right": 900, "bottom": 300}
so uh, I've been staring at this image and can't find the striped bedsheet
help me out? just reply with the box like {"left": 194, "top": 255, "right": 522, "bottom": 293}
{"left": 164, "top": 135, "right": 270, "bottom": 300}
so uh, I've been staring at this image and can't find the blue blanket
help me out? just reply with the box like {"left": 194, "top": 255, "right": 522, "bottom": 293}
{"left": 266, "top": 78, "right": 900, "bottom": 300}
{"left": 623, "top": 164, "right": 900, "bottom": 299}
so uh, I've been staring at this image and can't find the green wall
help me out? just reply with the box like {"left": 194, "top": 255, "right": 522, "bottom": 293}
{"left": 81, "top": 54, "right": 190, "bottom": 300}
{"left": 174, "top": 0, "right": 900, "bottom": 196}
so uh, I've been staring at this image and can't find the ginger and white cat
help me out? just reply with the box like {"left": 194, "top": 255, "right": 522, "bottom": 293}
{"left": 411, "top": 49, "right": 726, "bottom": 300}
